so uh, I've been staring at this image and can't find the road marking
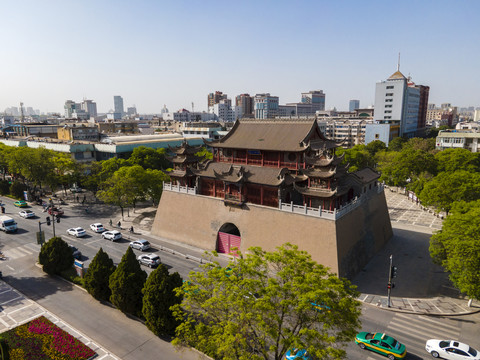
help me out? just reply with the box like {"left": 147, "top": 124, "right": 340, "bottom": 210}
{"left": 6, "top": 265, "right": 14, "bottom": 271}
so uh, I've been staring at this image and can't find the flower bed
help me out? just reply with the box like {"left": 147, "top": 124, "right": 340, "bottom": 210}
{"left": 0, "top": 316, "right": 96, "bottom": 360}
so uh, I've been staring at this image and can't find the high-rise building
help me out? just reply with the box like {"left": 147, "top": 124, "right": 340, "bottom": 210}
{"left": 208, "top": 91, "right": 228, "bottom": 108}
{"left": 349, "top": 100, "right": 360, "bottom": 112}
{"left": 81, "top": 99, "right": 97, "bottom": 118}
{"left": 254, "top": 93, "right": 279, "bottom": 119}
{"left": 64, "top": 100, "right": 76, "bottom": 118}
{"left": 127, "top": 106, "right": 137, "bottom": 116}
{"left": 235, "top": 94, "right": 254, "bottom": 118}
{"left": 114, "top": 96, "right": 124, "bottom": 116}
{"left": 301, "top": 90, "right": 325, "bottom": 112}
{"left": 372, "top": 68, "right": 428, "bottom": 138}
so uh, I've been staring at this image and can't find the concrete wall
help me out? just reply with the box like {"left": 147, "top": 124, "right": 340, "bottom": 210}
{"left": 151, "top": 189, "right": 392, "bottom": 278}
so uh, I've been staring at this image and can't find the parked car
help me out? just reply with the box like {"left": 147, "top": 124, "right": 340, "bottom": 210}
{"left": 355, "top": 332, "right": 406, "bottom": 359}
{"left": 67, "top": 227, "right": 87, "bottom": 238}
{"left": 285, "top": 349, "right": 313, "bottom": 360}
{"left": 129, "top": 239, "right": 151, "bottom": 251}
{"left": 425, "top": 340, "right": 480, "bottom": 359}
{"left": 13, "top": 200, "right": 28, "bottom": 208}
{"left": 90, "top": 223, "right": 105, "bottom": 233}
{"left": 48, "top": 207, "right": 64, "bottom": 216}
{"left": 19, "top": 210, "right": 35, "bottom": 218}
{"left": 137, "top": 254, "right": 161, "bottom": 268}
{"left": 102, "top": 230, "right": 122, "bottom": 241}
{"left": 69, "top": 245, "right": 82, "bottom": 260}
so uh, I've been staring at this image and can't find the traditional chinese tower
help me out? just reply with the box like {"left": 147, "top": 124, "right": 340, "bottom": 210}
{"left": 166, "top": 140, "right": 203, "bottom": 187}
{"left": 153, "top": 119, "right": 392, "bottom": 278}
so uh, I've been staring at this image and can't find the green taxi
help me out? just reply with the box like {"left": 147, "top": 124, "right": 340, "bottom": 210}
{"left": 355, "top": 332, "right": 406, "bottom": 359}
{"left": 13, "top": 200, "right": 28, "bottom": 208}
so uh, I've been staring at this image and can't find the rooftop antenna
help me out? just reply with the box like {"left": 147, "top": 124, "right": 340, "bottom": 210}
{"left": 397, "top": 52, "right": 401, "bottom": 72}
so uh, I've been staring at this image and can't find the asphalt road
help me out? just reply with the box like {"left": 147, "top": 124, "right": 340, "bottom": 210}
{"left": 0, "top": 197, "right": 207, "bottom": 360}
{"left": 346, "top": 304, "right": 480, "bottom": 360}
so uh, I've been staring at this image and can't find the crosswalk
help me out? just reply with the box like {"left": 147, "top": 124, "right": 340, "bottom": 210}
{"left": 386, "top": 312, "right": 460, "bottom": 352}
{"left": 2, "top": 243, "right": 40, "bottom": 260}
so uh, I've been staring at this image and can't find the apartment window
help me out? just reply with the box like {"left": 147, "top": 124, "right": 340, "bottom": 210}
{"left": 385, "top": 99, "right": 393, "bottom": 102}
{"left": 386, "top": 86, "right": 394, "bottom": 89}
{"left": 385, "top": 105, "right": 392, "bottom": 108}
{"left": 386, "top": 93, "right": 393, "bottom": 96}
{"left": 384, "top": 116, "right": 391, "bottom": 119}
{"left": 384, "top": 110, "right": 392, "bottom": 113}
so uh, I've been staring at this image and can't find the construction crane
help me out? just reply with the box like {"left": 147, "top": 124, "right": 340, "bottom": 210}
{"left": 20, "top": 102, "right": 24, "bottom": 123}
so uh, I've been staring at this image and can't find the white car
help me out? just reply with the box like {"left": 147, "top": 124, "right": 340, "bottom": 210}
{"left": 19, "top": 210, "right": 35, "bottom": 218}
{"left": 129, "top": 239, "right": 151, "bottom": 251}
{"left": 67, "top": 227, "right": 87, "bottom": 238}
{"left": 90, "top": 223, "right": 105, "bottom": 233}
{"left": 137, "top": 254, "right": 161, "bottom": 268}
{"left": 102, "top": 230, "right": 122, "bottom": 241}
{"left": 426, "top": 340, "right": 480, "bottom": 359}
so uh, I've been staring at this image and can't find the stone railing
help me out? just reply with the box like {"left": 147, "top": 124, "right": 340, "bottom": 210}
{"left": 163, "top": 182, "right": 197, "bottom": 195}
{"left": 163, "top": 182, "right": 384, "bottom": 220}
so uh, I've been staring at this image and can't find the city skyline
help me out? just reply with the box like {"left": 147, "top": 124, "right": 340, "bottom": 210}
{"left": 1, "top": 1, "right": 479, "bottom": 114}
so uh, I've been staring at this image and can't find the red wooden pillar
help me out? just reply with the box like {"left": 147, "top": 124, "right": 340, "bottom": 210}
{"left": 213, "top": 180, "right": 216, "bottom": 197}
{"left": 260, "top": 186, "right": 264, "bottom": 205}
{"left": 246, "top": 151, "right": 249, "bottom": 165}
{"left": 261, "top": 151, "right": 264, "bottom": 166}
{"left": 277, "top": 152, "right": 281, "bottom": 167}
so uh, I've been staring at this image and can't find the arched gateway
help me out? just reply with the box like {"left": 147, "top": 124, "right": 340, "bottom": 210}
{"left": 217, "top": 223, "right": 241, "bottom": 256}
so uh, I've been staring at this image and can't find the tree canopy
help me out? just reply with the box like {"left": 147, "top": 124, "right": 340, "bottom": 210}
{"left": 142, "top": 264, "right": 183, "bottom": 337}
{"left": 84, "top": 248, "right": 116, "bottom": 302}
{"left": 38, "top": 237, "right": 74, "bottom": 275}
{"left": 173, "top": 244, "right": 361, "bottom": 360}
{"left": 430, "top": 200, "right": 480, "bottom": 299}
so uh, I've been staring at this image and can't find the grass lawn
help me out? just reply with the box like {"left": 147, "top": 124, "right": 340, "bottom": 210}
{"left": 0, "top": 316, "right": 96, "bottom": 360}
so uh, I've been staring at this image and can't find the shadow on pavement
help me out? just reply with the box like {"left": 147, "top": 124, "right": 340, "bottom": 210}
{"left": 3, "top": 272, "right": 76, "bottom": 302}
{"left": 352, "top": 227, "right": 461, "bottom": 299}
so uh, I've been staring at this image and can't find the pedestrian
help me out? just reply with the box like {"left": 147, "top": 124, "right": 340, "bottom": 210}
{"left": 83, "top": 195, "right": 86, "bottom": 203}
{"left": 76, "top": 195, "right": 79, "bottom": 203}
{"left": 129, "top": 226, "right": 134, "bottom": 233}
{"left": 109, "top": 219, "right": 113, "bottom": 227}
{"left": 117, "top": 221, "right": 121, "bottom": 228}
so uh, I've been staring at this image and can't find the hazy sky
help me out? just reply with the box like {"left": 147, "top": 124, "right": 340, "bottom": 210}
{"left": 1, "top": 1, "right": 479, "bottom": 114}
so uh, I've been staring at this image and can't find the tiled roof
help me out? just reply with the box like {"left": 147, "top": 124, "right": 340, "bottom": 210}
{"left": 352, "top": 167, "right": 380, "bottom": 183}
{"left": 207, "top": 118, "right": 324, "bottom": 152}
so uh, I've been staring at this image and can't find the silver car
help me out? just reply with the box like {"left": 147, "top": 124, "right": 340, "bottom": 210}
{"left": 67, "top": 227, "right": 87, "bottom": 238}
{"left": 137, "top": 254, "right": 161, "bottom": 268}
{"left": 129, "top": 239, "right": 151, "bottom": 251}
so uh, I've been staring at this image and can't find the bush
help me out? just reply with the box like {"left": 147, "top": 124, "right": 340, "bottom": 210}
{"left": 109, "top": 247, "right": 147, "bottom": 316}
{"left": 84, "top": 248, "right": 115, "bottom": 301}
{"left": 38, "top": 237, "right": 74, "bottom": 275}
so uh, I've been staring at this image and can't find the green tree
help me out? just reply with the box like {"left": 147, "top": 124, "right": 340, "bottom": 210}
{"left": 377, "top": 147, "right": 436, "bottom": 186}
{"left": 142, "top": 264, "right": 183, "bottom": 337}
{"left": 387, "top": 137, "right": 407, "bottom": 152}
{"left": 109, "top": 247, "right": 147, "bottom": 316}
{"left": 430, "top": 200, "right": 480, "bottom": 299}
{"left": 434, "top": 148, "right": 480, "bottom": 174}
{"left": 38, "top": 237, "right": 74, "bottom": 275}
{"left": 9, "top": 181, "right": 27, "bottom": 199}
{"left": 84, "top": 248, "right": 116, "bottom": 302}
{"left": 403, "top": 137, "right": 436, "bottom": 152}
{"left": 337, "top": 145, "right": 375, "bottom": 172}
{"left": 365, "top": 140, "right": 386, "bottom": 156}
{"left": 144, "top": 169, "right": 169, "bottom": 205}
{"left": 97, "top": 166, "right": 137, "bottom": 218}
{"left": 173, "top": 244, "right": 361, "bottom": 360}
{"left": 419, "top": 171, "right": 480, "bottom": 214}
{"left": 128, "top": 146, "right": 170, "bottom": 170}
{"left": 195, "top": 147, "right": 213, "bottom": 161}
